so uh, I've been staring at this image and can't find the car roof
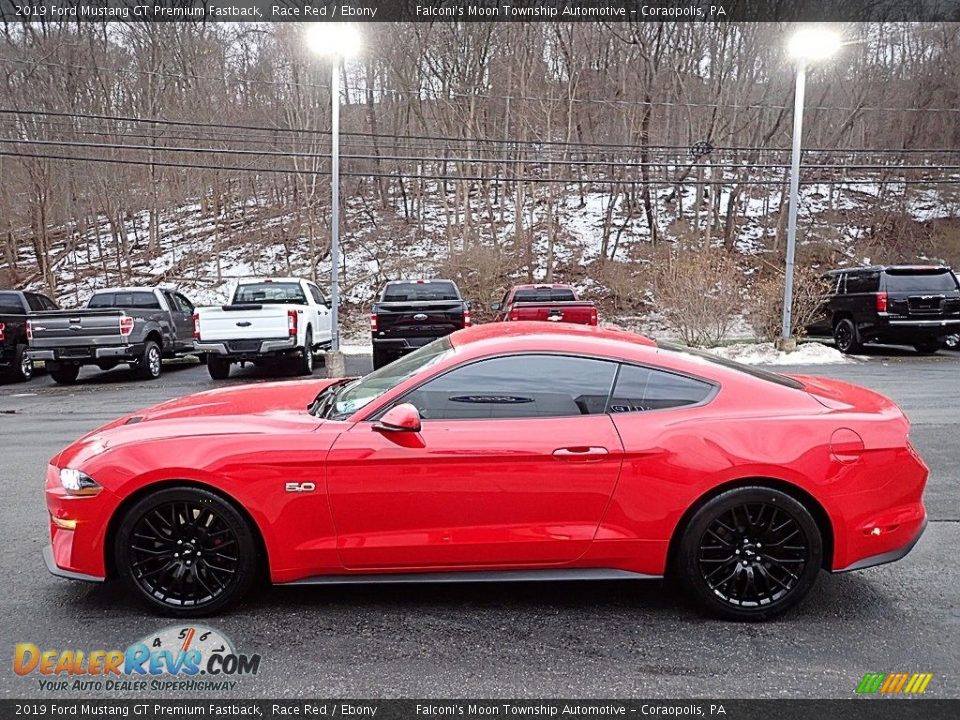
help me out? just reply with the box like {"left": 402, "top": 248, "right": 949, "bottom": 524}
{"left": 511, "top": 283, "right": 575, "bottom": 290}
{"left": 826, "top": 264, "right": 952, "bottom": 275}
{"left": 236, "top": 277, "right": 308, "bottom": 285}
{"left": 385, "top": 279, "right": 456, "bottom": 285}
{"left": 90, "top": 287, "right": 161, "bottom": 294}
{"left": 449, "top": 321, "right": 656, "bottom": 352}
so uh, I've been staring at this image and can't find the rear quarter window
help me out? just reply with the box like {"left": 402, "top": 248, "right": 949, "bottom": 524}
{"left": 0, "top": 293, "right": 24, "bottom": 314}
{"left": 656, "top": 341, "right": 805, "bottom": 390}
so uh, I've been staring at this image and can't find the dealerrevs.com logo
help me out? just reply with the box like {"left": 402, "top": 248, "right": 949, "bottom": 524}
{"left": 14, "top": 625, "right": 260, "bottom": 692}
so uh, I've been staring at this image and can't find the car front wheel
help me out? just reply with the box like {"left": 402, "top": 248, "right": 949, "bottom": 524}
{"left": 114, "top": 486, "right": 259, "bottom": 616}
{"left": 49, "top": 364, "right": 80, "bottom": 385}
{"left": 207, "top": 356, "right": 231, "bottom": 380}
{"left": 676, "top": 486, "right": 822, "bottom": 621}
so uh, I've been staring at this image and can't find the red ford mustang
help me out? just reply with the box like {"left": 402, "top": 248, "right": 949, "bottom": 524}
{"left": 44, "top": 322, "right": 927, "bottom": 620}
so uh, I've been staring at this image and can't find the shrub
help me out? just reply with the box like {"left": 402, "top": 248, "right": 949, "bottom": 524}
{"left": 747, "top": 265, "right": 830, "bottom": 341}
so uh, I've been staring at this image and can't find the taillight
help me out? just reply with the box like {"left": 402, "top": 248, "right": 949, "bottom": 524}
{"left": 25, "top": 320, "right": 31, "bottom": 342}
{"left": 463, "top": 310, "right": 472, "bottom": 327}
{"left": 119, "top": 316, "right": 134, "bottom": 336}
{"left": 0, "top": 321, "right": 5, "bottom": 342}
{"left": 287, "top": 309, "right": 298, "bottom": 337}
{"left": 370, "top": 313, "right": 378, "bottom": 332}
{"left": 875, "top": 292, "right": 889, "bottom": 312}
{"left": 509, "top": 308, "right": 520, "bottom": 321}
{"left": 192, "top": 312, "right": 200, "bottom": 340}
{"left": 590, "top": 307, "right": 598, "bottom": 326}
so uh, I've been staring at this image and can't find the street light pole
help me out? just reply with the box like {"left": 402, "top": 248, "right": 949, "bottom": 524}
{"left": 781, "top": 58, "right": 806, "bottom": 341}
{"left": 329, "top": 59, "right": 341, "bottom": 353}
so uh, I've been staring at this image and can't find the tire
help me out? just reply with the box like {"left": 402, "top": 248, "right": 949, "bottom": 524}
{"left": 675, "top": 486, "right": 822, "bottom": 622}
{"left": 832, "top": 318, "right": 862, "bottom": 354}
{"left": 372, "top": 346, "right": 391, "bottom": 370}
{"left": 49, "top": 364, "right": 80, "bottom": 385}
{"left": 12, "top": 344, "right": 33, "bottom": 382}
{"left": 114, "top": 486, "right": 259, "bottom": 616}
{"left": 913, "top": 340, "right": 941, "bottom": 355}
{"left": 945, "top": 334, "right": 959, "bottom": 351}
{"left": 136, "top": 340, "right": 163, "bottom": 380}
{"left": 298, "top": 328, "right": 315, "bottom": 376}
{"left": 207, "top": 355, "right": 231, "bottom": 380}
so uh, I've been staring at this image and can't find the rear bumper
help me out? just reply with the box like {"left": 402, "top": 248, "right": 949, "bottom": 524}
{"left": 28, "top": 343, "right": 144, "bottom": 363}
{"left": 834, "top": 518, "right": 927, "bottom": 572}
{"left": 194, "top": 337, "right": 297, "bottom": 358}
{"left": 372, "top": 336, "right": 443, "bottom": 351}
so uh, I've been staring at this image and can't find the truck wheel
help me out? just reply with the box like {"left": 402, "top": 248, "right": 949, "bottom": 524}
{"left": 50, "top": 364, "right": 80, "bottom": 385}
{"left": 12, "top": 344, "right": 33, "bottom": 382}
{"left": 298, "top": 328, "right": 315, "bottom": 376}
{"left": 136, "top": 340, "right": 163, "bottom": 380}
{"left": 832, "top": 318, "right": 862, "bottom": 354}
{"left": 207, "top": 356, "right": 231, "bottom": 380}
{"left": 914, "top": 340, "right": 941, "bottom": 355}
{"left": 372, "top": 347, "right": 391, "bottom": 370}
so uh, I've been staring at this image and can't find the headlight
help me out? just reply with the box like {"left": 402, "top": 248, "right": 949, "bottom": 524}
{"left": 59, "top": 468, "right": 102, "bottom": 497}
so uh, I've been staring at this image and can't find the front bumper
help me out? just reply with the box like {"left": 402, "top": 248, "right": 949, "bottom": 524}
{"left": 28, "top": 343, "right": 144, "bottom": 363}
{"left": 194, "top": 337, "right": 297, "bottom": 357}
{"left": 45, "top": 464, "right": 114, "bottom": 581}
{"left": 43, "top": 545, "right": 103, "bottom": 583}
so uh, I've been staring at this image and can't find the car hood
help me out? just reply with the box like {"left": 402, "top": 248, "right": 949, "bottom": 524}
{"left": 54, "top": 378, "right": 344, "bottom": 467}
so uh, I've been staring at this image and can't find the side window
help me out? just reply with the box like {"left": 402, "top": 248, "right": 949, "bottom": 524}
{"left": 40, "top": 295, "right": 58, "bottom": 310}
{"left": 836, "top": 274, "right": 847, "bottom": 295}
{"left": 308, "top": 284, "right": 326, "bottom": 306}
{"left": 609, "top": 364, "right": 713, "bottom": 413}
{"left": 846, "top": 272, "right": 878, "bottom": 294}
{"left": 175, "top": 293, "right": 194, "bottom": 313}
{"left": 87, "top": 293, "right": 114, "bottom": 308}
{"left": 24, "top": 294, "right": 45, "bottom": 312}
{"left": 162, "top": 291, "right": 179, "bottom": 311}
{"left": 401, "top": 354, "right": 617, "bottom": 420}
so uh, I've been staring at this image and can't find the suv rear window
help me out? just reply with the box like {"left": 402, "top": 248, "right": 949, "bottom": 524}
{"left": 656, "top": 341, "right": 805, "bottom": 390}
{"left": 88, "top": 292, "right": 161, "bottom": 309}
{"left": 0, "top": 292, "right": 23, "bottom": 314}
{"left": 513, "top": 287, "right": 577, "bottom": 303}
{"left": 883, "top": 268, "right": 959, "bottom": 293}
{"left": 382, "top": 281, "right": 460, "bottom": 302}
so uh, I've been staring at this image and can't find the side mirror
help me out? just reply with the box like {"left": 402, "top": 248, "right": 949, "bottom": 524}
{"left": 373, "top": 403, "right": 421, "bottom": 433}
{"left": 490, "top": 302, "right": 502, "bottom": 311}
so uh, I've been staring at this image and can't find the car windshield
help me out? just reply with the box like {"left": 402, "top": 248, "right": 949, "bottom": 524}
{"left": 325, "top": 337, "right": 455, "bottom": 420}
{"left": 234, "top": 282, "right": 307, "bottom": 305}
{"left": 656, "top": 341, "right": 805, "bottom": 390}
{"left": 883, "top": 269, "right": 959, "bottom": 293}
{"left": 382, "top": 281, "right": 460, "bottom": 302}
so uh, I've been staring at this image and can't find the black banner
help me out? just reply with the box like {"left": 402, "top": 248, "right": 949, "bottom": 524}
{"left": 1, "top": 700, "right": 959, "bottom": 720}
{"left": 2, "top": 0, "right": 960, "bottom": 23}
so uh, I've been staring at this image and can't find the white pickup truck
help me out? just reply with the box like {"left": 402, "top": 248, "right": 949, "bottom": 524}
{"left": 193, "top": 278, "right": 332, "bottom": 379}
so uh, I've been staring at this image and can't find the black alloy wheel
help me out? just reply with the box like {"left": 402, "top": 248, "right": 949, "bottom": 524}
{"left": 677, "top": 486, "right": 822, "bottom": 621}
{"left": 832, "top": 318, "right": 861, "bottom": 354}
{"left": 116, "top": 487, "right": 258, "bottom": 616}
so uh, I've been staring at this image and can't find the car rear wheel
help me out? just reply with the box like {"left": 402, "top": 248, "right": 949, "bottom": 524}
{"left": 832, "top": 318, "right": 862, "bottom": 354}
{"left": 913, "top": 340, "right": 941, "bottom": 355}
{"left": 676, "top": 486, "right": 822, "bottom": 621}
{"left": 115, "top": 486, "right": 258, "bottom": 616}
{"left": 136, "top": 341, "right": 163, "bottom": 380}
{"left": 12, "top": 344, "right": 33, "bottom": 382}
{"left": 207, "top": 356, "right": 231, "bottom": 380}
{"left": 298, "top": 328, "right": 314, "bottom": 376}
{"left": 49, "top": 364, "right": 80, "bottom": 385}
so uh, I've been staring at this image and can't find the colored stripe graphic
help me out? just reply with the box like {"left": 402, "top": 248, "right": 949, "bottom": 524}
{"left": 857, "top": 672, "right": 932, "bottom": 694}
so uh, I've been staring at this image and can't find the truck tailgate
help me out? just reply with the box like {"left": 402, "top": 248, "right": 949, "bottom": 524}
{"left": 510, "top": 301, "right": 597, "bottom": 325}
{"left": 374, "top": 301, "right": 465, "bottom": 341}
{"left": 28, "top": 310, "right": 127, "bottom": 351}
{"left": 196, "top": 304, "right": 290, "bottom": 341}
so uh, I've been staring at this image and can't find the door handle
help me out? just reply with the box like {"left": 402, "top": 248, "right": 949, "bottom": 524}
{"left": 553, "top": 446, "right": 609, "bottom": 460}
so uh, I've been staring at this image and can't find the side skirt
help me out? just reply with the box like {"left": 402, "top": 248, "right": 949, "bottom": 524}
{"left": 278, "top": 567, "right": 661, "bottom": 587}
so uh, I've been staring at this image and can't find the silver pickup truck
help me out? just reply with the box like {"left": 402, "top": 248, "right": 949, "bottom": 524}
{"left": 27, "top": 287, "right": 198, "bottom": 384}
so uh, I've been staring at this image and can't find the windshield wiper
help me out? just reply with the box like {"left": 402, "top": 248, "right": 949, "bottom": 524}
{"left": 307, "top": 378, "right": 352, "bottom": 417}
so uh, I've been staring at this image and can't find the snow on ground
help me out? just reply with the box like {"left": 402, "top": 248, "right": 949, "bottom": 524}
{"left": 709, "top": 341, "right": 852, "bottom": 365}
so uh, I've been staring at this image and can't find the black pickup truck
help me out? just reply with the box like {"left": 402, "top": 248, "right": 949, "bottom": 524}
{"left": 370, "top": 279, "right": 471, "bottom": 369}
{"left": 27, "top": 286, "right": 198, "bottom": 384}
{"left": 806, "top": 265, "right": 960, "bottom": 354}
{"left": 0, "top": 290, "right": 59, "bottom": 382}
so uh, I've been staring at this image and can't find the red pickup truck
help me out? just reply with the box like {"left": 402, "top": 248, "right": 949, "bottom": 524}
{"left": 492, "top": 284, "right": 598, "bottom": 325}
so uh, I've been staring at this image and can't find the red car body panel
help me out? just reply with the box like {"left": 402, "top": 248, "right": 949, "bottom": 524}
{"left": 45, "top": 322, "right": 927, "bottom": 586}
{"left": 494, "top": 284, "right": 598, "bottom": 325}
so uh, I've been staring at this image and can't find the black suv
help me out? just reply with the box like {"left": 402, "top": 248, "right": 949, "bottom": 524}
{"left": 806, "top": 265, "right": 960, "bottom": 354}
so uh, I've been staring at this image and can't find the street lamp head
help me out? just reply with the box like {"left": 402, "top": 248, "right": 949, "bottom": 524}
{"left": 788, "top": 27, "right": 842, "bottom": 61}
{"left": 305, "top": 23, "right": 362, "bottom": 59}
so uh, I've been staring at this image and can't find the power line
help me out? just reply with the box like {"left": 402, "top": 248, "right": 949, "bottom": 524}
{"left": 3, "top": 148, "right": 959, "bottom": 187}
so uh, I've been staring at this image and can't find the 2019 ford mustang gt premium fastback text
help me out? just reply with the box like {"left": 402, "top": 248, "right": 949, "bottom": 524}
{"left": 43, "top": 322, "right": 928, "bottom": 621}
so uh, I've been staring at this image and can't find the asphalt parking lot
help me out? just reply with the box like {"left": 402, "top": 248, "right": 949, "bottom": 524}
{"left": 1, "top": 348, "right": 957, "bottom": 699}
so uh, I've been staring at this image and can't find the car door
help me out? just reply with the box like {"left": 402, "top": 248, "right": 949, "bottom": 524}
{"left": 306, "top": 283, "right": 332, "bottom": 343}
{"left": 325, "top": 354, "right": 624, "bottom": 570}
{"left": 173, "top": 293, "right": 196, "bottom": 348}
{"left": 159, "top": 291, "right": 189, "bottom": 350}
